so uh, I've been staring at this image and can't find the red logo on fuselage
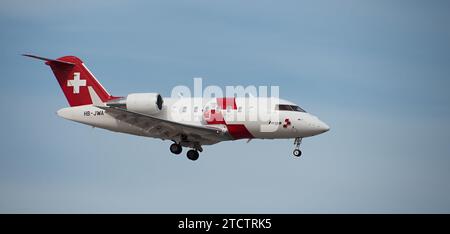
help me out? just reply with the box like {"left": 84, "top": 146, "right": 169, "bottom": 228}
{"left": 283, "top": 118, "right": 291, "bottom": 128}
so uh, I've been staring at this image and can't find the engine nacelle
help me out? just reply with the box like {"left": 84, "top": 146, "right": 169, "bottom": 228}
{"left": 126, "top": 93, "right": 164, "bottom": 115}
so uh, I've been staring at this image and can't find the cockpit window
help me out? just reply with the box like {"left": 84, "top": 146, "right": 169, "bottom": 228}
{"left": 291, "top": 105, "right": 306, "bottom": 112}
{"left": 276, "top": 104, "right": 293, "bottom": 111}
{"left": 276, "top": 104, "right": 306, "bottom": 112}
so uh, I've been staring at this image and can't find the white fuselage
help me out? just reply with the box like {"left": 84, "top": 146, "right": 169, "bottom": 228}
{"left": 57, "top": 97, "right": 330, "bottom": 144}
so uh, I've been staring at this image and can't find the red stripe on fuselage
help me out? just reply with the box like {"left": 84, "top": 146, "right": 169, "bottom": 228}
{"left": 204, "top": 109, "right": 226, "bottom": 124}
{"left": 205, "top": 97, "right": 253, "bottom": 139}
{"left": 216, "top": 97, "right": 237, "bottom": 110}
{"left": 226, "top": 124, "right": 254, "bottom": 139}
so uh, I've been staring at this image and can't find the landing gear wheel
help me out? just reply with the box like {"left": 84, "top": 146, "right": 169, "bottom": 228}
{"left": 293, "top": 149, "right": 302, "bottom": 157}
{"left": 170, "top": 143, "right": 182, "bottom": 155}
{"left": 293, "top": 137, "right": 303, "bottom": 158}
{"left": 187, "top": 150, "right": 199, "bottom": 161}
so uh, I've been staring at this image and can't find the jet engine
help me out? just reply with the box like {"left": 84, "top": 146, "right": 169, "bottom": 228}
{"left": 124, "top": 93, "right": 164, "bottom": 115}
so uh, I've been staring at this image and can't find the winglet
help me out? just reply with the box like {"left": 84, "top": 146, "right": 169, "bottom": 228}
{"left": 22, "top": 54, "right": 75, "bottom": 66}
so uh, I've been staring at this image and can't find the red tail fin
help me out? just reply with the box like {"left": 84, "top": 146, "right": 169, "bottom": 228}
{"left": 24, "top": 54, "right": 116, "bottom": 107}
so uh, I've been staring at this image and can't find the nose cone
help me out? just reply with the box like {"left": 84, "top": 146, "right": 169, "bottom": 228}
{"left": 308, "top": 117, "right": 330, "bottom": 136}
{"left": 295, "top": 114, "right": 330, "bottom": 137}
{"left": 318, "top": 120, "right": 330, "bottom": 133}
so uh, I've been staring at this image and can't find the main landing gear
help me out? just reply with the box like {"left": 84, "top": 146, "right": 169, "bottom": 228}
{"left": 169, "top": 143, "right": 200, "bottom": 161}
{"left": 293, "top": 137, "right": 302, "bottom": 157}
{"left": 186, "top": 150, "right": 199, "bottom": 161}
{"left": 170, "top": 143, "right": 182, "bottom": 155}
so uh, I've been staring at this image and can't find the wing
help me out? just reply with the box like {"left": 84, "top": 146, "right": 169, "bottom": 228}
{"left": 96, "top": 106, "right": 231, "bottom": 146}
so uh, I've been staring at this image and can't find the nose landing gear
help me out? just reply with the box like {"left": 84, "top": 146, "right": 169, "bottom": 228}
{"left": 293, "top": 137, "right": 302, "bottom": 157}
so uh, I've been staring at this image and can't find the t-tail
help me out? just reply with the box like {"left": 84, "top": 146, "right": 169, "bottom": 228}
{"left": 23, "top": 54, "right": 117, "bottom": 107}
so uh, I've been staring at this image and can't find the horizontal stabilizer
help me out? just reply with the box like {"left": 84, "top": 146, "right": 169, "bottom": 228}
{"left": 22, "top": 54, "right": 75, "bottom": 66}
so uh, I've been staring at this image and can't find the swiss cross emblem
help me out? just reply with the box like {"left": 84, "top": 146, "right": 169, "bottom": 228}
{"left": 283, "top": 118, "right": 291, "bottom": 128}
{"left": 67, "top": 72, "right": 86, "bottom": 94}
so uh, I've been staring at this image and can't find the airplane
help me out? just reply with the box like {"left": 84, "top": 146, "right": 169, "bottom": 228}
{"left": 23, "top": 54, "right": 330, "bottom": 161}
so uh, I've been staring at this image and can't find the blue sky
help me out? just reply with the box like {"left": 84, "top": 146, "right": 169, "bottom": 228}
{"left": 1, "top": 0, "right": 449, "bottom": 213}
